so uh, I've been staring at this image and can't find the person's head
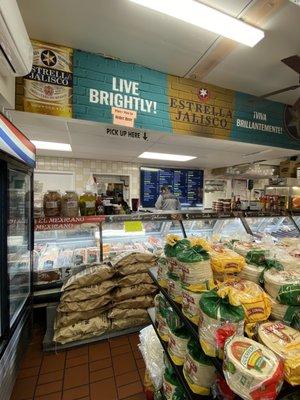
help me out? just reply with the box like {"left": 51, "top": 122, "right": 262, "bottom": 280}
{"left": 117, "top": 193, "right": 123, "bottom": 202}
{"left": 161, "top": 186, "right": 170, "bottom": 195}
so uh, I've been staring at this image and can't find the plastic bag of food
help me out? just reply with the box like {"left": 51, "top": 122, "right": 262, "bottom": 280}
{"left": 118, "top": 262, "right": 155, "bottom": 276}
{"left": 73, "top": 248, "right": 87, "bottom": 266}
{"left": 217, "top": 280, "right": 271, "bottom": 324}
{"left": 58, "top": 294, "right": 112, "bottom": 312}
{"left": 163, "top": 366, "right": 186, "bottom": 400}
{"left": 62, "top": 263, "right": 115, "bottom": 291}
{"left": 111, "top": 316, "right": 149, "bottom": 330}
{"left": 114, "top": 295, "right": 154, "bottom": 309}
{"left": 239, "top": 264, "right": 264, "bottom": 284}
{"left": 61, "top": 280, "right": 115, "bottom": 302}
{"left": 223, "top": 335, "right": 284, "bottom": 400}
{"left": 271, "top": 300, "right": 300, "bottom": 330}
{"left": 86, "top": 247, "right": 100, "bottom": 264}
{"left": 108, "top": 307, "right": 148, "bottom": 319}
{"left": 168, "top": 326, "right": 191, "bottom": 366}
{"left": 53, "top": 314, "right": 110, "bottom": 344}
{"left": 183, "top": 337, "right": 215, "bottom": 395}
{"left": 199, "top": 289, "right": 245, "bottom": 358}
{"left": 165, "top": 306, "right": 183, "bottom": 332}
{"left": 167, "top": 273, "right": 182, "bottom": 304}
{"left": 157, "top": 257, "right": 168, "bottom": 288}
{"left": 258, "top": 321, "right": 300, "bottom": 386}
{"left": 114, "top": 283, "right": 157, "bottom": 302}
{"left": 55, "top": 306, "right": 111, "bottom": 329}
{"left": 111, "top": 251, "right": 157, "bottom": 268}
{"left": 177, "top": 246, "right": 214, "bottom": 292}
{"left": 188, "top": 236, "right": 211, "bottom": 252}
{"left": 210, "top": 244, "right": 245, "bottom": 275}
{"left": 181, "top": 288, "right": 203, "bottom": 325}
{"left": 264, "top": 268, "right": 300, "bottom": 305}
{"left": 118, "top": 272, "right": 153, "bottom": 287}
{"left": 164, "top": 238, "right": 191, "bottom": 276}
{"left": 155, "top": 294, "right": 169, "bottom": 341}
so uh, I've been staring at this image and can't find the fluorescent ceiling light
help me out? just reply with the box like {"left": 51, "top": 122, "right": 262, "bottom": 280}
{"left": 130, "top": 0, "right": 264, "bottom": 47}
{"left": 139, "top": 152, "right": 196, "bottom": 161}
{"left": 31, "top": 140, "right": 72, "bottom": 151}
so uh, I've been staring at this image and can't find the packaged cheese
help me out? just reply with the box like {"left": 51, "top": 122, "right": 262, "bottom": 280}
{"left": 264, "top": 269, "right": 300, "bottom": 305}
{"left": 210, "top": 244, "right": 245, "bottom": 275}
{"left": 177, "top": 246, "right": 214, "bottom": 292}
{"left": 271, "top": 300, "right": 300, "bottom": 330}
{"left": 183, "top": 338, "right": 215, "bottom": 395}
{"left": 258, "top": 321, "right": 300, "bottom": 386}
{"left": 217, "top": 280, "right": 271, "bottom": 324}
{"left": 199, "top": 290, "right": 245, "bottom": 358}
{"left": 167, "top": 273, "right": 182, "bottom": 304}
{"left": 157, "top": 257, "right": 168, "bottom": 288}
{"left": 181, "top": 287, "right": 202, "bottom": 325}
{"left": 223, "top": 335, "right": 284, "bottom": 400}
{"left": 168, "top": 326, "right": 191, "bottom": 366}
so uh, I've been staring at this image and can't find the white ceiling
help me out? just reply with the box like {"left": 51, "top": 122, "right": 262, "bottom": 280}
{"left": 17, "top": 0, "right": 300, "bottom": 104}
{"left": 9, "top": 111, "right": 299, "bottom": 168}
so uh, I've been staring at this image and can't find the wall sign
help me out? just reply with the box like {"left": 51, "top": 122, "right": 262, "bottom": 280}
{"left": 106, "top": 126, "right": 149, "bottom": 141}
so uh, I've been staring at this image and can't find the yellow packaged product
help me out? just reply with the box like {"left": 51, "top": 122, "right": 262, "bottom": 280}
{"left": 181, "top": 287, "right": 203, "bottom": 325}
{"left": 258, "top": 321, "right": 300, "bottom": 386}
{"left": 210, "top": 244, "right": 245, "bottom": 274}
{"left": 167, "top": 326, "right": 191, "bottom": 366}
{"left": 188, "top": 237, "right": 212, "bottom": 252}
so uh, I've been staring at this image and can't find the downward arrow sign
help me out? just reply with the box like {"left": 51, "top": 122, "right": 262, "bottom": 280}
{"left": 143, "top": 132, "right": 148, "bottom": 141}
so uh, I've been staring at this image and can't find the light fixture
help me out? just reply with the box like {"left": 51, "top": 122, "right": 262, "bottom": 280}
{"left": 130, "top": 0, "right": 264, "bottom": 47}
{"left": 31, "top": 140, "right": 72, "bottom": 151}
{"left": 139, "top": 152, "right": 196, "bottom": 161}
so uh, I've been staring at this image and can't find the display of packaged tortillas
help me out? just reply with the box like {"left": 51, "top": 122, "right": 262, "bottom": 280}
{"left": 223, "top": 335, "right": 284, "bottom": 400}
{"left": 163, "top": 367, "right": 186, "bottom": 400}
{"left": 111, "top": 316, "right": 149, "bottom": 330}
{"left": 117, "top": 272, "right": 153, "bottom": 287}
{"left": 177, "top": 246, "right": 214, "bottom": 292}
{"left": 167, "top": 272, "right": 182, "bottom": 304}
{"left": 210, "top": 244, "right": 245, "bottom": 274}
{"left": 114, "top": 295, "right": 154, "bottom": 309}
{"left": 168, "top": 325, "right": 191, "bottom": 366}
{"left": 217, "top": 280, "right": 271, "bottom": 324}
{"left": 111, "top": 251, "right": 156, "bottom": 268}
{"left": 227, "top": 240, "right": 267, "bottom": 258}
{"left": 114, "top": 283, "right": 156, "bottom": 302}
{"left": 53, "top": 314, "right": 110, "bottom": 344}
{"left": 62, "top": 263, "right": 115, "bottom": 291}
{"left": 58, "top": 293, "right": 112, "bottom": 312}
{"left": 188, "top": 236, "right": 211, "bottom": 252}
{"left": 157, "top": 257, "right": 168, "bottom": 288}
{"left": 258, "top": 321, "right": 300, "bottom": 386}
{"left": 199, "top": 290, "right": 245, "bottom": 358}
{"left": 54, "top": 307, "right": 110, "bottom": 329}
{"left": 155, "top": 294, "right": 169, "bottom": 341}
{"left": 108, "top": 307, "right": 148, "bottom": 320}
{"left": 264, "top": 268, "right": 300, "bottom": 305}
{"left": 239, "top": 264, "right": 264, "bottom": 284}
{"left": 181, "top": 288, "right": 202, "bottom": 325}
{"left": 164, "top": 238, "right": 191, "bottom": 276}
{"left": 183, "top": 337, "right": 215, "bottom": 395}
{"left": 270, "top": 299, "right": 300, "bottom": 330}
{"left": 60, "top": 280, "right": 115, "bottom": 302}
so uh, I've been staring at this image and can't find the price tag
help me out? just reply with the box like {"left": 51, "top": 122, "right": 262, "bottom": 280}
{"left": 124, "top": 221, "right": 143, "bottom": 232}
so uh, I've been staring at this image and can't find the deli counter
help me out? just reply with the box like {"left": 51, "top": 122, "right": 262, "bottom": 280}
{"left": 33, "top": 211, "right": 300, "bottom": 302}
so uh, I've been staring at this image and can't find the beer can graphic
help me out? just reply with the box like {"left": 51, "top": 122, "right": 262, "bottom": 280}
{"left": 17, "top": 40, "right": 73, "bottom": 117}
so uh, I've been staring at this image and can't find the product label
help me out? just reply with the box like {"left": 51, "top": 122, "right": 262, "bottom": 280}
{"left": 45, "top": 201, "right": 57, "bottom": 209}
{"left": 85, "top": 201, "right": 95, "bottom": 208}
{"left": 67, "top": 200, "right": 78, "bottom": 208}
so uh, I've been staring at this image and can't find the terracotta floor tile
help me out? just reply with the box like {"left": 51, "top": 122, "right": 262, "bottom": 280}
{"left": 20, "top": 356, "right": 42, "bottom": 369}
{"left": 66, "top": 346, "right": 88, "bottom": 359}
{"left": 111, "top": 344, "right": 132, "bottom": 357}
{"left": 35, "top": 381, "right": 63, "bottom": 397}
{"left": 89, "top": 341, "right": 110, "bottom": 362}
{"left": 17, "top": 366, "right": 40, "bottom": 379}
{"left": 109, "top": 336, "right": 130, "bottom": 348}
{"left": 132, "top": 350, "right": 142, "bottom": 361}
{"left": 63, "top": 364, "right": 89, "bottom": 390}
{"left": 115, "top": 370, "right": 140, "bottom": 387}
{"left": 118, "top": 381, "right": 143, "bottom": 400}
{"left": 90, "top": 377, "right": 117, "bottom": 400}
{"left": 89, "top": 357, "right": 112, "bottom": 372}
{"left": 62, "top": 385, "right": 89, "bottom": 400}
{"left": 113, "top": 353, "right": 137, "bottom": 376}
{"left": 135, "top": 358, "right": 145, "bottom": 369}
{"left": 124, "top": 393, "right": 146, "bottom": 400}
{"left": 90, "top": 366, "right": 114, "bottom": 383}
{"left": 11, "top": 376, "right": 38, "bottom": 400}
{"left": 66, "top": 354, "right": 88, "bottom": 368}
{"left": 38, "top": 370, "right": 64, "bottom": 385}
{"left": 34, "top": 392, "right": 62, "bottom": 400}
{"left": 40, "top": 353, "right": 66, "bottom": 374}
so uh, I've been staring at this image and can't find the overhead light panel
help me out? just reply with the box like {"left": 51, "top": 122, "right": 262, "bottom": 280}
{"left": 139, "top": 152, "right": 196, "bottom": 161}
{"left": 130, "top": 0, "right": 265, "bottom": 47}
{"left": 31, "top": 140, "right": 72, "bottom": 151}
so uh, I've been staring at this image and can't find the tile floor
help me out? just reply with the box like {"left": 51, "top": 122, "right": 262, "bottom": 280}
{"left": 11, "top": 329, "right": 146, "bottom": 400}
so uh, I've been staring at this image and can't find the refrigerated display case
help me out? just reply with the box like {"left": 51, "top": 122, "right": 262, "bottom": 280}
{"left": 244, "top": 214, "right": 300, "bottom": 239}
{"left": 183, "top": 216, "right": 247, "bottom": 239}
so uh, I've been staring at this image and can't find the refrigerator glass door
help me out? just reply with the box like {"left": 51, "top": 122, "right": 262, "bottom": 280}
{"left": 7, "top": 169, "right": 31, "bottom": 326}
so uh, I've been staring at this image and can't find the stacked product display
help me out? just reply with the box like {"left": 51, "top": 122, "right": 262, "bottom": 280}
{"left": 53, "top": 252, "right": 157, "bottom": 345}
{"left": 149, "top": 234, "right": 300, "bottom": 400}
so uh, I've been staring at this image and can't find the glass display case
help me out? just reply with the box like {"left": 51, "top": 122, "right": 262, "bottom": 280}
{"left": 292, "top": 214, "right": 300, "bottom": 230}
{"left": 183, "top": 217, "right": 247, "bottom": 240}
{"left": 245, "top": 215, "right": 300, "bottom": 239}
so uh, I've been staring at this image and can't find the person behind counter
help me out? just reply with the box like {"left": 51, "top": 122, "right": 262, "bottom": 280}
{"left": 117, "top": 194, "right": 130, "bottom": 213}
{"left": 155, "top": 186, "right": 181, "bottom": 211}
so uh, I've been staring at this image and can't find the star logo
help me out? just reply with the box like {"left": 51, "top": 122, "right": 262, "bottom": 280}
{"left": 41, "top": 50, "right": 57, "bottom": 67}
{"left": 197, "top": 87, "right": 209, "bottom": 101}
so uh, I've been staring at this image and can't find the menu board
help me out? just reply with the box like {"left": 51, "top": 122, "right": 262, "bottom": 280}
{"left": 140, "top": 167, "right": 203, "bottom": 207}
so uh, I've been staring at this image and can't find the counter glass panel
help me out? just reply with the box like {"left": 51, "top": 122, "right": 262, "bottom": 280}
{"left": 245, "top": 216, "right": 299, "bottom": 239}
{"left": 183, "top": 217, "right": 247, "bottom": 240}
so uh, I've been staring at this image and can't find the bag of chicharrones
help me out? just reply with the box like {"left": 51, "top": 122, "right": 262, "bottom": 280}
{"left": 264, "top": 268, "right": 300, "bottom": 306}
{"left": 258, "top": 321, "right": 300, "bottom": 386}
{"left": 60, "top": 280, "right": 116, "bottom": 302}
{"left": 113, "top": 295, "right": 154, "bottom": 310}
{"left": 223, "top": 335, "right": 284, "bottom": 400}
{"left": 177, "top": 245, "right": 214, "bottom": 292}
{"left": 114, "top": 283, "right": 157, "bottom": 302}
{"left": 55, "top": 306, "right": 111, "bottom": 329}
{"left": 117, "top": 272, "right": 153, "bottom": 287}
{"left": 157, "top": 257, "right": 169, "bottom": 288}
{"left": 270, "top": 299, "right": 300, "bottom": 330}
{"left": 111, "top": 251, "right": 157, "bottom": 273}
{"left": 163, "top": 365, "right": 187, "bottom": 400}
{"left": 210, "top": 243, "right": 246, "bottom": 276}
{"left": 167, "top": 325, "right": 191, "bottom": 366}
{"left": 181, "top": 287, "right": 203, "bottom": 325}
{"left": 62, "top": 263, "right": 115, "bottom": 291}
{"left": 164, "top": 235, "right": 191, "bottom": 276}
{"left": 107, "top": 307, "right": 148, "bottom": 320}
{"left": 53, "top": 313, "right": 110, "bottom": 344}
{"left": 198, "top": 289, "right": 245, "bottom": 358}
{"left": 183, "top": 337, "right": 215, "bottom": 395}
{"left": 111, "top": 316, "right": 149, "bottom": 330}
{"left": 154, "top": 294, "right": 169, "bottom": 341}
{"left": 58, "top": 293, "right": 112, "bottom": 313}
